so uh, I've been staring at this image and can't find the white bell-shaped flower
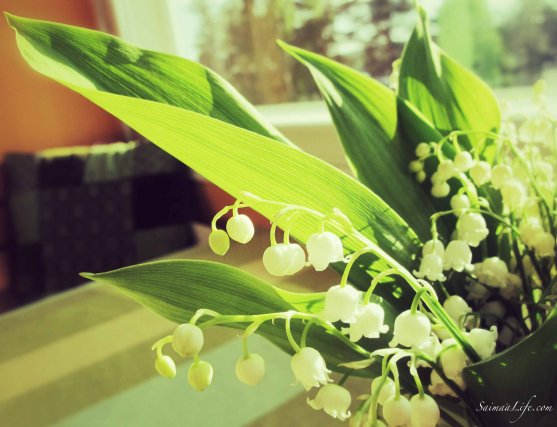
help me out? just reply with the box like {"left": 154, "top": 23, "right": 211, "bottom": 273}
{"left": 454, "top": 151, "right": 474, "bottom": 172}
{"left": 436, "top": 159, "right": 457, "bottom": 180}
{"left": 490, "top": 164, "right": 513, "bottom": 190}
{"left": 478, "top": 301, "right": 506, "bottom": 325}
{"left": 415, "top": 143, "right": 431, "bottom": 158}
{"left": 474, "top": 257, "right": 509, "bottom": 288}
{"left": 450, "top": 194, "right": 470, "bottom": 216}
{"left": 440, "top": 339, "right": 468, "bottom": 380}
{"left": 443, "top": 295, "right": 472, "bottom": 325}
{"left": 390, "top": 310, "right": 431, "bottom": 348}
{"left": 306, "top": 231, "right": 344, "bottom": 271}
{"left": 322, "top": 284, "right": 361, "bottom": 323}
{"left": 226, "top": 214, "right": 255, "bottom": 244}
{"left": 371, "top": 376, "right": 396, "bottom": 405}
{"left": 307, "top": 384, "right": 352, "bottom": 421}
{"left": 500, "top": 274, "right": 523, "bottom": 300}
{"left": 533, "top": 232, "right": 555, "bottom": 257}
{"left": 443, "top": 240, "right": 473, "bottom": 272}
{"left": 466, "top": 281, "right": 491, "bottom": 303}
{"left": 410, "top": 394, "right": 440, "bottom": 427}
{"left": 208, "top": 229, "right": 230, "bottom": 256}
{"left": 469, "top": 161, "right": 491, "bottom": 186}
{"left": 235, "top": 353, "right": 266, "bottom": 386}
{"left": 172, "top": 323, "right": 204, "bottom": 357}
{"left": 457, "top": 213, "right": 489, "bottom": 247}
{"left": 431, "top": 181, "right": 450, "bottom": 198}
{"left": 428, "top": 369, "right": 464, "bottom": 397}
{"left": 188, "top": 360, "right": 214, "bottom": 391}
{"left": 501, "top": 180, "right": 527, "bottom": 211}
{"left": 519, "top": 217, "right": 543, "bottom": 247}
{"left": 343, "top": 303, "right": 389, "bottom": 342}
{"left": 422, "top": 239, "right": 445, "bottom": 257}
{"left": 414, "top": 253, "right": 446, "bottom": 281}
{"left": 155, "top": 355, "right": 177, "bottom": 379}
{"left": 383, "top": 395, "right": 411, "bottom": 426}
{"left": 291, "top": 347, "right": 331, "bottom": 391}
{"left": 263, "top": 243, "right": 305, "bottom": 276}
{"left": 413, "top": 336, "right": 442, "bottom": 367}
{"left": 467, "top": 326, "right": 498, "bottom": 360}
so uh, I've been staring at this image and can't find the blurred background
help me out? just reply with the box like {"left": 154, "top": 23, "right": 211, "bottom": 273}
{"left": 0, "top": 0, "right": 556, "bottom": 426}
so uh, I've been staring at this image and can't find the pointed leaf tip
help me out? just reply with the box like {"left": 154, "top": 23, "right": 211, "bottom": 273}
{"left": 79, "top": 272, "right": 95, "bottom": 281}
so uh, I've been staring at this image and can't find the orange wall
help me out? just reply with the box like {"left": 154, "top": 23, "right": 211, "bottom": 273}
{"left": 0, "top": 0, "right": 124, "bottom": 291}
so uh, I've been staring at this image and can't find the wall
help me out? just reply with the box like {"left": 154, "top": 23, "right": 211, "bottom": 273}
{"left": 0, "top": 0, "right": 124, "bottom": 293}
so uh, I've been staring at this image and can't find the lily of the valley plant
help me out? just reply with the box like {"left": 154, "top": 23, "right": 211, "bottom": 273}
{"left": 7, "top": 6, "right": 557, "bottom": 427}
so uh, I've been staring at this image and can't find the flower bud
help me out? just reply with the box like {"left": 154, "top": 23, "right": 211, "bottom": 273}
{"left": 226, "top": 214, "right": 254, "bottom": 244}
{"left": 454, "top": 151, "right": 473, "bottom": 172}
{"left": 172, "top": 323, "right": 204, "bottom": 357}
{"left": 431, "top": 182, "right": 450, "bottom": 198}
{"left": 416, "top": 170, "right": 427, "bottom": 183}
{"left": 469, "top": 161, "right": 491, "bottom": 186}
{"left": 291, "top": 347, "right": 331, "bottom": 391}
{"left": 235, "top": 353, "right": 265, "bottom": 386}
{"left": 188, "top": 360, "right": 213, "bottom": 391}
{"left": 436, "top": 160, "right": 456, "bottom": 180}
{"left": 443, "top": 295, "right": 472, "bottom": 325}
{"left": 414, "top": 253, "right": 445, "bottom": 282}
{"left": 371, "top": 376, "right": 396, "bottom": 405}
{"left": 307, "top": 384, "right": 352, "bottom": 421}
{"left": 410, "top": 394, "right": 440, "bottom": 427}
{"left": 322, "top": 284, "right": 361, "bottom": 323}
{"left": 443, "top": 240, "right": 473, "bottom": 272}
{"left": 533, "top": 232, "right": 555, "bottom": 257}
{"left": 155, "top": 355, "right": 176, "bottom": 379}
{"left": 415, "top": 143, "right": 431, "bottom": 158}
{"left": 467, "top": 326, "right": 498, "bottom": 360}
{"left": 391, "top": 310, "right": 431, "bottom": 348}
{"left": 457, "top": 213, "right": 489, "bottom": 247}
{"left": 208, "top": 229, "right": 230, "bottom": 256}
{"left": 450, "top": 194, "right": 470, "bottom": 216}
{"left": 490, "top": 164, "right": 512, "bottom": 190}
{"left": 409, "top": 160, "right": 423, "bottom": 173}
{"left": 343, "top": 303, "right": 389, "bottom": 342}
{"left": 383, "top": 395, "right": 411, "bottom": 426}
{"left": 306, "top": 231, "right": 344, "bottom": 271}
{"left": 263, "top": 243, "right": 305, "bottom": 276}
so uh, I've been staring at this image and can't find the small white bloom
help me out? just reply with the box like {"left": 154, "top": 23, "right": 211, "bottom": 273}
{"left": 343, "top": 303, "right": 389, "bottom": 342}
{"left": 235, "top": 353, "right": 265, "bottom": 386}
{"left": 518, "top": 117, "right": 553, "bottom": 144}
{"left": 322, "top": 285, "right": 361, "bottom": 323}
{"left": 466, "top": 281, "right": 491, "bottom": 303}
{"left": 443, "top": 295, "right": 472, "bottom": 326}
{"left": 291, "top": 347, "right": 331, "bottom": 391}
{"left": 371, "top": 376, "right": 396, "bottom": 405}
{"left": 519, "top": 217, "right": 543, "bottom": 247}
{"left": 172, "top": 323, "right": 204, "bottom": 357}
{"left": 437, "top": 160, "right": 457, "bottom": 180}
{"left": 414, "top": 336, "right": 442, "bottom": 367}
{"left": 262, "top": 243, "right": 305, "bottom": 276}
{"left": 443, "top": 240, "right": 473, "bottom": 272}
{"left": 467, "top": 326, "right": 498, "bottom": 360}
{"left": 390, "top": 310, "right": 431, "bottom": 348}
{"left": 431, "top": 181, "right": 450, "bottom": 198}
{"left": 490, "top": 164, "right": 513, "bottom": 190}
{"left": 454, "top": 151, "right": 474, "bottom": 172}
{"left": 499, "top": 317, "right": 520, "bottom": 346}
{"left": 188, "top": 360, "right": 213, "bottom": 391}
{"left": 474, "top": 257, "right": 509, "bottom": 288}
{"left": 533, "top": 232, "right": 555, "bottom": 257}
{"left": 500, "top": 273, "right": 523, "bottom": 300}
{"left": 155, "top": 355, "right": 176, "bottom": 379}
{"left": 478, "top": 301, "right": 506, "bottom": 326}
{"left": 410, "top": 394, "right": 440, "bottom": 427}
{"left": 428, "top": 369, "right": 465, "bottom": 397}
{"left": 307, "top": 384, "right": 351, "bottom": 421}
{"left": 457, "top": 213, "right": 489, "bottom": 247}
{"left": 226, "top": 214, "right": 255, "bottom": 244}
{"left": 306, "top": 231, "right": 344, "bottom": 271}
{"left": 450, "top": 194, "right": 470, "bottom": 216}
{"left": 208, "top": 229, "right": 230, "bottom": 255}
{"left": 414, "top": 253, "right": 446, "bottom": 281}
{"left": 501, "top": 180, "right": 528, "bottom": 211}
{"left": 383, "top": 395, "right": 412, "bottom": 426}
{"left": 469, "top": 161, "right": 491, "bottom": 186}
{"left": 415, "top": 143, "right": 431, "bottom": 158}
{"left": 440, "top": 339, "right": 468, "bottom": 380}
{"left": 423, "top": 239, "right": 445, "bottom": 257}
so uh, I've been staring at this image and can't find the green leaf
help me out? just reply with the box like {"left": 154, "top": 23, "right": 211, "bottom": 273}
{"left": 8, "top": 13, "right": 422, "bottom": 310}
{"left": 278, "top": 41, "right": 442, "bottom": 241}
{"left": 463, "top": 311, "right": 557, "bottom": 426}
{"left": 81, "top": 260, "right": 387, "bottom": 375}
{"left": 398, "top": 6, "right": 500, "bottom": 149}
{"left": 3, "top": 13, "right": 290, "bottom": 145}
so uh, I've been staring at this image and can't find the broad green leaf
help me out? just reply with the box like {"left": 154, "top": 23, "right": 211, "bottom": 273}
{"left": 4, "top": 14, "right": 290, "bottom": 145}
{"left": 463, "top": 310, "right": 557, "bottom": 426}
{"left": 278, "top": 41, "right": 443, "bottom": 241}
{"left": 398, "top": 6, "right": 500, "bottom": 150}
{"left": 8, "top": 14, "right": 422, "bottom": 310}
{"left": 81, "top": 260, "right": 388, "bottom": 375}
